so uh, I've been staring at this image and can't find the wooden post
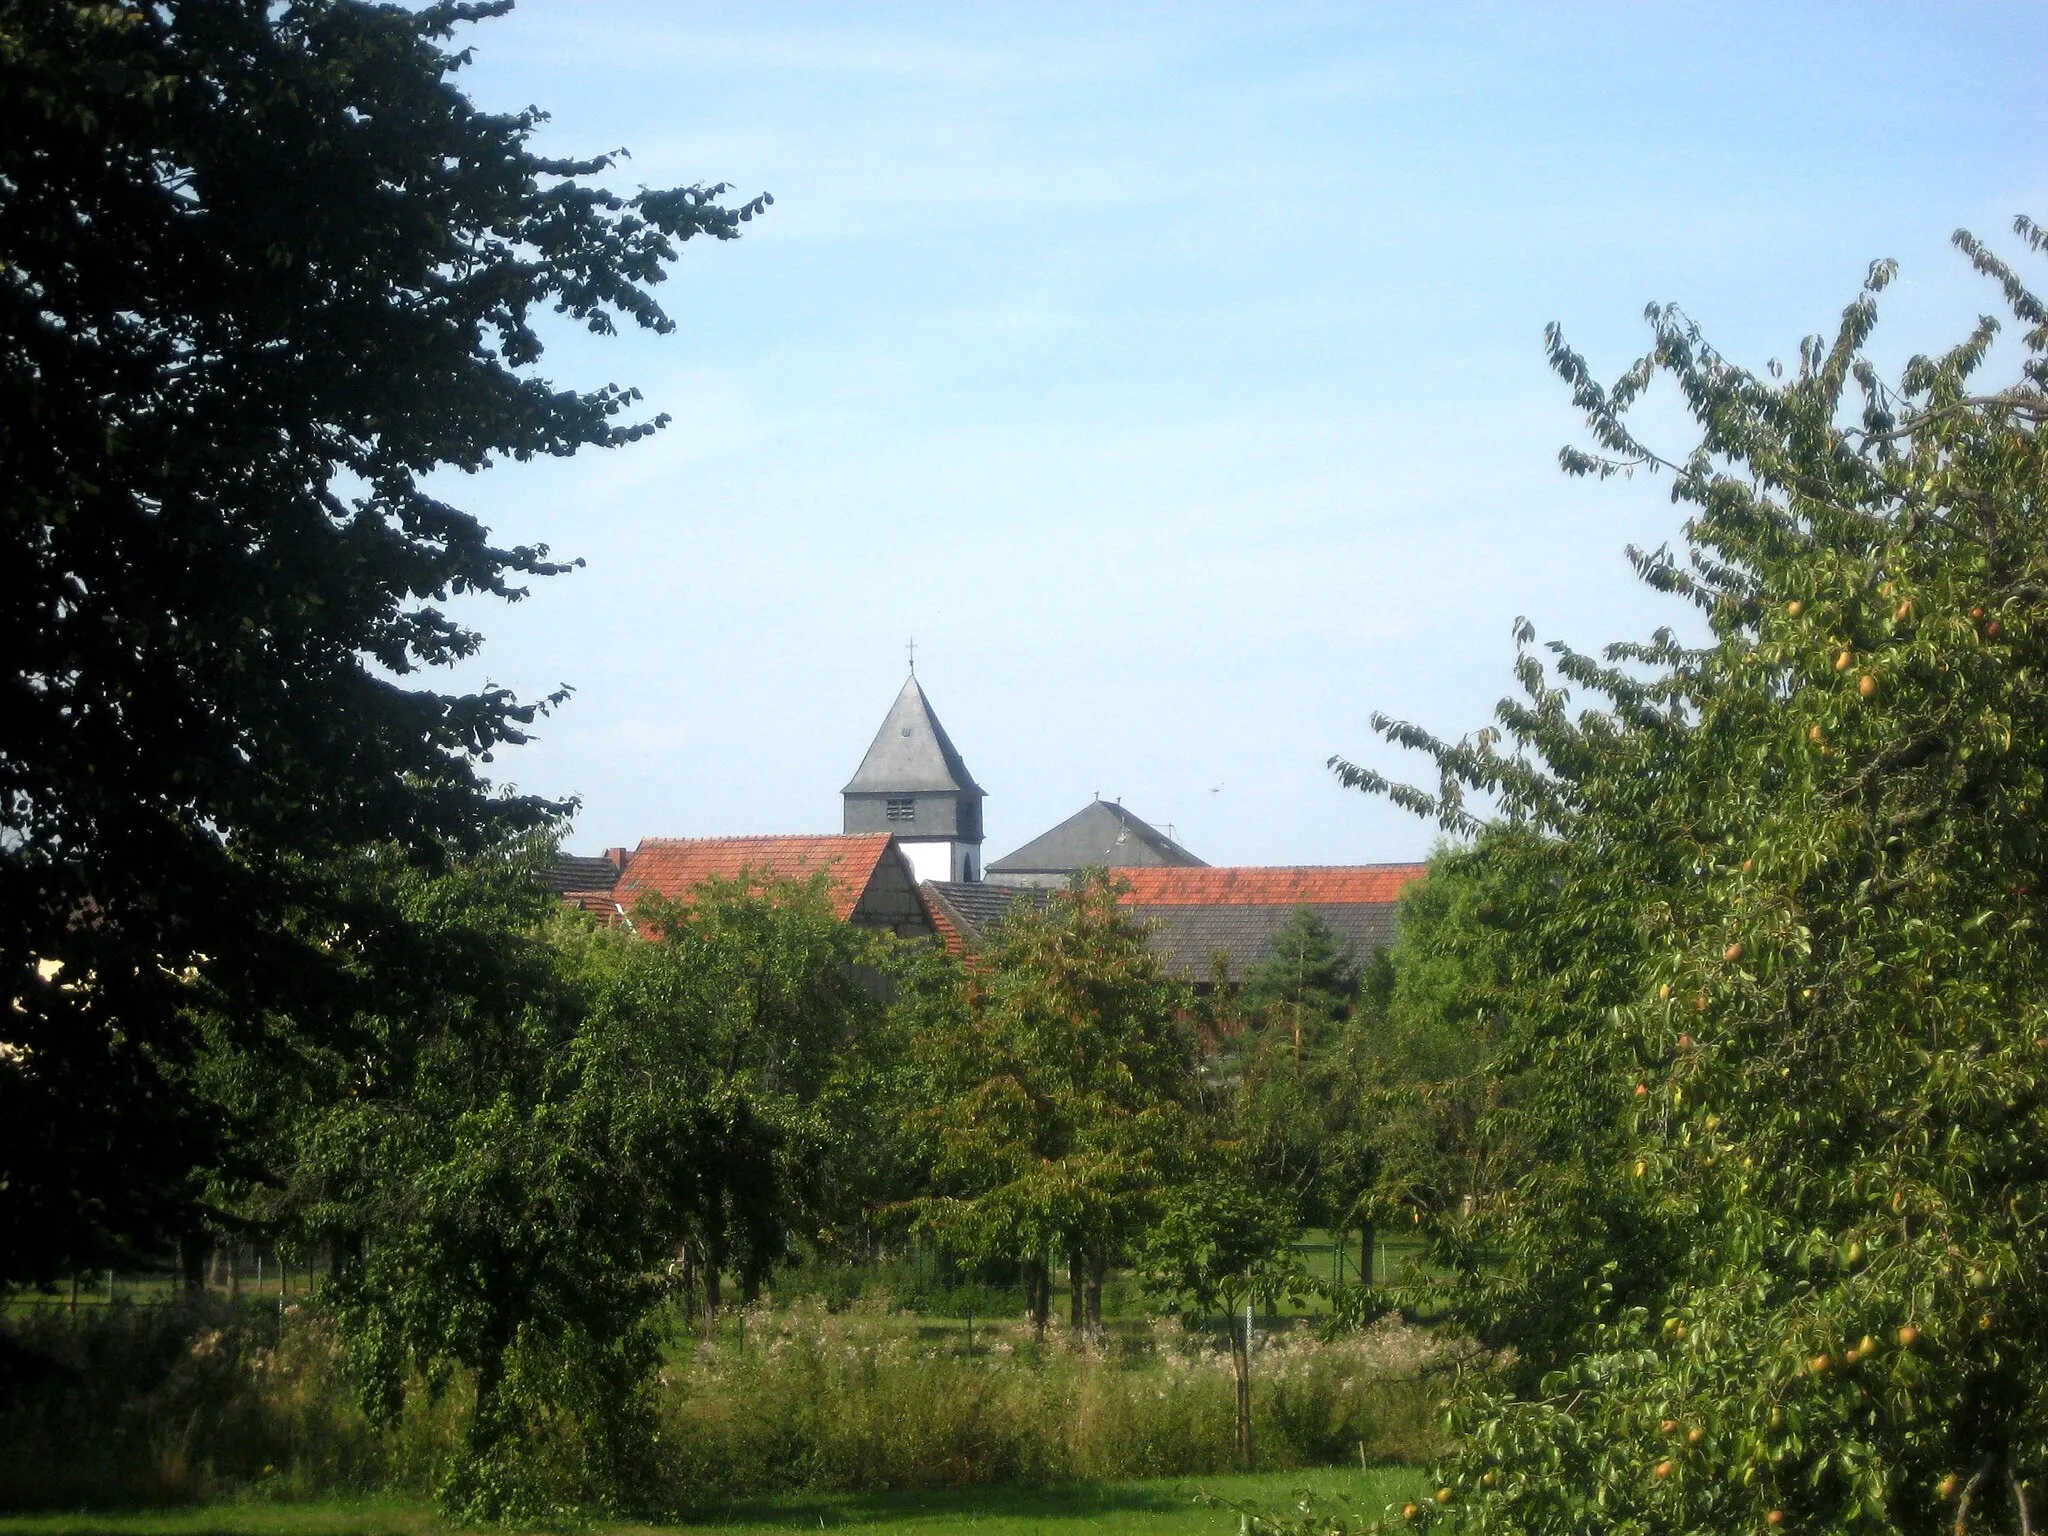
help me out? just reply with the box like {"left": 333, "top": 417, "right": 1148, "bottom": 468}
{"left": 1232, "top": 1300, "right": 1253, "bottom": 1468}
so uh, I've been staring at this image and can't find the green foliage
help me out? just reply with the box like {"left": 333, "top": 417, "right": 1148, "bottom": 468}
{"left": 1225, "top": 912, "right": 1367, "bottom": 1226}
{"left": 1331, "top": 221, "right": 2048, "bottom": 1535}
{"left": 1139, "top": 1156, "right": 1317, "bottom": 1468}
{"left": 1242, "top": 909, "right": 1365, "bottom": 1028}
{"left": 289, "top": 851, "right": 659, "bottom": 1520}
{"left": 593, "top": 872, "right": 895, "bottom": 1298}
{"left": 0, "top": 0, "right": 766, "bottom": 1285}
{"left": 907, "top": 871, "right": 1201, "bottom": 1331}
{"left": 277, "top": 860, "right": 883, "bottom": 1520}
{"left": 1219, "top": 888, "right": 1502, "bottom": 1297}
{"left": 0, "top": 1297, "right": 1443, "bottom": 1507}
{"left": 1321, "top": 846, "right": 1524, "bottom": 1270}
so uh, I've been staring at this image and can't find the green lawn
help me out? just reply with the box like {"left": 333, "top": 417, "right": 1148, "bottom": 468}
{"left": 0, "top": 1468, "right": 1424, "bottom": 1536}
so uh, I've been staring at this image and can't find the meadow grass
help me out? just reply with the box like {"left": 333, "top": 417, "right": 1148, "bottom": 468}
{"left": 0, "top": 1466, "right": 1426, "bottom": 1536}
{"left": 0, "top": 1292, "right": 1445, "bottom": 1511}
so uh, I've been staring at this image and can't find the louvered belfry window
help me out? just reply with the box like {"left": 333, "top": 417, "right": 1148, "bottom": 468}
{"left": 886, "top": 797, "right": 915, "bottom": 823}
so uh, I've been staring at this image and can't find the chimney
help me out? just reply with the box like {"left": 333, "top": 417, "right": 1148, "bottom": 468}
{"left": 604, "top": 846, "right": 629, "bottom": 875}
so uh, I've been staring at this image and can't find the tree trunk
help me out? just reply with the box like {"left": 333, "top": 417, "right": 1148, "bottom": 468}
{"left": 329, "top": 1230, "right": 363, "bottom": 1283}
{"left": 458, "top": 1340, "right": 514, "bottom": 1511}
{"left": 1025, "top": 1257, "right": 1049, "bottom": 1342}
{"left": 1359, "top": 1221, "right": 1375, "bottom": 1287}
{"left": 1231, "top": 1307, "right": 1253, "bottom": 1468}
{"left": 703, "top": 1260, "right": 722, "bottom": 1319}
{"left": 1067, "top": 1250, "right": 1085, "bottom": 1336}
{"left": 1084, "top": 1250, "right": 1105, "bottom": 1339}
{"left": 226, "top": 1244, "right": 240, "bottom": 1299}
{"left": 180, "top": 1237, "right": 208, "bottom": 1296}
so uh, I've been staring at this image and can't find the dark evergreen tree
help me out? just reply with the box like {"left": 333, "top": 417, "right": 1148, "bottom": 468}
{"left": 1241, "top": 906, "right": 1363, "bottom": 1037}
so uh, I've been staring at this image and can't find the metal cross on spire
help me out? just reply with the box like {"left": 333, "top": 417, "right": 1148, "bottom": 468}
{"left": 906, "top": 635, "right": 916, "bottom": 673}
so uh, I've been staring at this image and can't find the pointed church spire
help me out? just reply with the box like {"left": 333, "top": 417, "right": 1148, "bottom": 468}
{"left": 842, "top": 673, "right": 982, "bottom": 795}
{"left": 843, "top": 673, "right": 985, "bottom": 883}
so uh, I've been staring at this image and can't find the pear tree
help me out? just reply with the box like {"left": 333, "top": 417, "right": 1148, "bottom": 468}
{"left": 1332, "top": 220, "right": 2048, "bottom": 1536}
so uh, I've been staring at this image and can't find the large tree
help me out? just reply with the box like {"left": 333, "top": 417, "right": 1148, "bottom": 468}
{"left": 1332, "top": 222, "right": 2048, "bottom": 1536}
{"left": 0, "top": 0, "right": 766, "bottom": 1284}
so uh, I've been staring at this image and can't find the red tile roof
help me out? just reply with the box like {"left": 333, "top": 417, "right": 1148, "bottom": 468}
{"left": 1111, "top": 864, "right": 1428, "bottom": 907}
{"left": 561, "top": 889, "right": 632, "bottom": 925}
{"left": 918, "top": 883, "right": 974, "bottom": 959}
{"left": 614, "top": 835, "right": 898, "bottom": 921}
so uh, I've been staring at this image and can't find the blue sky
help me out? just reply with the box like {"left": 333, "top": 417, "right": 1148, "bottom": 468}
{"left": 437, "top": 2, "right": 2048, "bottom": 866}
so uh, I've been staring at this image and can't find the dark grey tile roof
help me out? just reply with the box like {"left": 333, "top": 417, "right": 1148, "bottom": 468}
{"left": 842, "top": 674, "right": 983, "bottom": 795}
{"left": 923, "top": 881, "right": 1396, "bottom": 982}
{"left": 987, "top": 801, "right": 1206, "bottom": 875}
{"left": 540, "top": 854, "right": 622, "bottom": 895}
{"left": 1132, "top": 902, "right": 1399, "bottom": 982}
{"left": 925, "top": 880, "right": 1044, "bottom": 942}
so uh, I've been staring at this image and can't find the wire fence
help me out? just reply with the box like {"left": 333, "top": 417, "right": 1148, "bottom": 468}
{"left": 2, "top": 1248, "right": 330, "bottom": 1320}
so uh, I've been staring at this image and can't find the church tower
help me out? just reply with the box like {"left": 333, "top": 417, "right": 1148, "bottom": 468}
{"left": 843, "top": 673, "right": 984, "bottom": 884}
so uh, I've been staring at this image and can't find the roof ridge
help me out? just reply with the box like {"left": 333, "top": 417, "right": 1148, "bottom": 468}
{"left": 1144, "top": 861, "right": 1429, "bottom": 872}
{"left": 635, "top": 833, "right": 890, "bottom": 847}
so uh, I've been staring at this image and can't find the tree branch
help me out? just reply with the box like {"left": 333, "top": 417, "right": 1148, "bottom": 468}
{"left": 1852, "top": 392, "right": 2048, "bottom": 446}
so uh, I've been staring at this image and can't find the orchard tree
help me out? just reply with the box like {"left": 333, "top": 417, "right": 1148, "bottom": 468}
{"left": 1319, "top": 843, "right": 1534, "bottom": 1298}
{"left": 1139, "top": 1160, "right": 1314, "bottom": 1467}
{"left": 908, "top": 870, "right": 1201, "bottom": 1340}
{"left": 617, "top": 873, "right": 893, "bottom": 1313}
{"left": 1329, "top": 221, "right": 2048, "bottom": 1536}
{"left": 0, "top": 0, "right": 767, "bottom": 1284}
{"left": 1228, "top": 910, "right": 1376, "bottom": 1268}
{"left": 287, "top": 866, "right": 878, "bottom": 1519}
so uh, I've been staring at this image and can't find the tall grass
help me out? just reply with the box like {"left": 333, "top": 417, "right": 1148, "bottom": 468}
{"left": 656, "top": 1299, "right": 1444, "bottom": 1497}
{"left": 0, "top": 1299, "right": 457, "bottom": 1508}
{"left": 0, "top": 1294, "right": 1444, "bottom": 1510}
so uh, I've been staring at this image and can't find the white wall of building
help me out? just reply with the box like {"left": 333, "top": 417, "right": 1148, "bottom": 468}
{"left": 898, "top": 839, "right": 956, "bottom": 885}
{"left": 896, "top": 839, "right": 982, "bottom": 884}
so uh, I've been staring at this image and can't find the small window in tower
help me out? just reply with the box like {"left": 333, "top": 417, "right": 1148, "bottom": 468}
{"left": 886, "top": 797, "right": 915, "bottom": 823}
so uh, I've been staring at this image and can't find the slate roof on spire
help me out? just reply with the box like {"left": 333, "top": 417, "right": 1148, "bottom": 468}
{"left": 986, "top": 800, "right": 1205, "bottom": 878}
{"left": 842, "top": 674, "right": 982, "bottom": 795}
